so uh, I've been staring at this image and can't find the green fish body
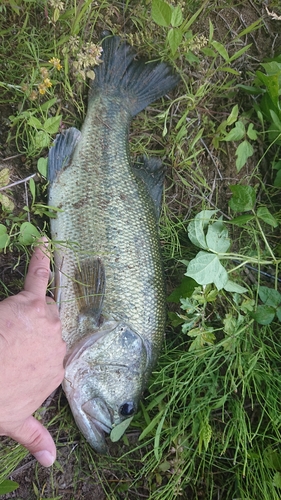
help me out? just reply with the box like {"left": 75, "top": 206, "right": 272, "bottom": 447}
{"left": 48, "top": 36, "right": 179, "bottom": 453}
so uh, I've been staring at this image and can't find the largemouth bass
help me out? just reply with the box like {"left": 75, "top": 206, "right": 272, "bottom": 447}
{"left": 48, "top": 35, "right": 179, "bottom": 453}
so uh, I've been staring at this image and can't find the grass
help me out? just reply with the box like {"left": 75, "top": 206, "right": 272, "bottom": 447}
{"left": 1, "top": 0, "right": 281, "bottom": 499}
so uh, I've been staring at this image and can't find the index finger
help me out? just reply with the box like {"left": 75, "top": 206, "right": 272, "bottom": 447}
{"left": 24, "top": 238, "right": 51, "bottom": 298}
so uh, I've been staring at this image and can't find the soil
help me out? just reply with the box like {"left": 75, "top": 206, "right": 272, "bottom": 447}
{"left": 1, "top": 1, "right": 281, "bottom": 499}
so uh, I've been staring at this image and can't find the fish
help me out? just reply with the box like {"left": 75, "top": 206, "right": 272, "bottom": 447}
{"left": 47, "top": 35, "right": 179, "bottom": 453}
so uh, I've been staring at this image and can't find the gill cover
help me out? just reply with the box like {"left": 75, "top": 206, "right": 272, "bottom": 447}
{"left": 63, "top": 321, "right": 149, "bottom": 453}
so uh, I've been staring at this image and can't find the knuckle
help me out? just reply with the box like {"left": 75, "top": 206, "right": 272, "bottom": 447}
{"left": 35, "top": 267, "right": 50, "bottom": 280}
{"left": 21, "top": 427, "right": 44, "bottom": 451}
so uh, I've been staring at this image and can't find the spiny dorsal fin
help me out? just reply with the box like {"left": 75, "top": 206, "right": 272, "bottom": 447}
{"left": 48, "top": 127, "right": 81, "bottom": 183}
{"left": 132, "top": 155, "right": 165, "bottom": 220}
{"left": 74, "top": 257, "right": 105, "bottom": 325}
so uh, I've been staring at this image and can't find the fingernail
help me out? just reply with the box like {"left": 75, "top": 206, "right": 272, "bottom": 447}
{"left": 33, "top": 450, "right": 55, "bottom": 467}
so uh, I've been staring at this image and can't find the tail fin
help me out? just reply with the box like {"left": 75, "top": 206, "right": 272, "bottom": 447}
{"left": 89, "top": 36, "right": 180, "bottom": 117}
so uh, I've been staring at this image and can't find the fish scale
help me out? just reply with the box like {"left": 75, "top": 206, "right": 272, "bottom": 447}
{"left": 50, "top": 99, "right": 165, "bottom": 351}
{"left": 48, "top": 35, "right": 179, "bottom": 453}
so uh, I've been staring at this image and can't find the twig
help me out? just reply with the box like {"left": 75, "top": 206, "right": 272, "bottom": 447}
{"left": 2, "top": 153, "right": 25, "bottom": 161}
{"left": 0, "top": 173, "right": 37, "bottom": 191}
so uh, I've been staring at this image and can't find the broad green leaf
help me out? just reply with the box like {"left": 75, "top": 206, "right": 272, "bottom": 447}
{"left": 43, "top": 115, "right": 62, "bottom": 134}
{"left": 230, "top": 214, "right": 254, "bottom": 226}
{"left": 176, "top": 124, "right": 187, "bottom": 142}
{"left": 240, "top": 298, "right": 255, "bottom": 313}
{"left": 167, "top": 276, "right": 197, "bottom": 302}
{"left": 188, "top": 326, "right": 216, "bottom": 350}
{"left": 110, "top": 416, "right": 134, "bottom": 442}
{"left": 18, "top": 222, "right": 40, "bottom": 245}
{"left": 0, "top": 479, "right": 19, "bottom": 494}
{"left": 226, "top": 104, "right": 239, "bottom": 126}
{"left": 33, "top": 130, "right": 50, "bottom": 150}
{"left": 205, "top": 220, "right": 230, "bottom": 253}
{"left": 168, "top": 311, "right": 185, "bottom": 328}
{"left": 40, "top": 97, "right": 57, "bottom": 112}
{"left": 151, "top": 0, "right": 172, "bottom": 27}
{"left": 223, "top": 313, "right": 238, "bottom": 335}
{"left": 27, "top": 116, "right": 43, "bottom": 129}
{"left": 268, "top": 122, "right": 281, "bottom": 145}
{"left": 273, "top": 160, "right": 281, "bottom": 170}
{"left": 185, "top": 251, "right": 228, "bottom": 290}
{"left": 180, "top": 296, "right": 197, "bottom": 315}
{"left": 274, "top": 169, "right": 281, "bottom": 187}
{"left": 185, "top": 51, "right": 200, "bottom": 64}
{"left": 273, "top": 472, "right": 281, "bottom": 489}
{"left": 257, "top": 206, "right": 278, "bottom": 227}
{"left": 235, "top": 140, "right": 254, "bottom": 172}
{"left": 0, "top": 224, "right": 7, "bottom": 235}
{"left": 171, "top": 5, "right": 183, "bottom": 27}
{"left": 246, "top": 122, "right": 258, "bottom": 140}
{"left": 202, "top": 47, "right": 216, "bottom": 58}
{"left": 259, "top": 286, "right": 281, "bottom": 308}
{"left": 158, "top": 461, "right": 171, "bottom": 473}
{"left": 251, "top": 305, "right": 275, "bottom": 325}
{"left": 211, "top": 40, "right": 229, "bottom": 61}
{"left": 264, "top": 446, "right": 281, "bottom": 470}
{"left": 223, "top": 120, "right": 245, "bottom": 142}
{"left": 37, "top": 157, "right": 48, "bottom": 177}
{"left": 261, "top": 61, "right": 281, "bottom": 77}
{"left": 256, "top": 70, "right": 279, "bottom": 104}
{"left": 228, "top": 185, "right": 256, "bottom": 212}
{"left": 0, "top": 168, "right": 9, "bottom": 187}
{"left": 224, "top": 280, "right": 247, "bottom": 293}
{"left": 212, "top": 394, "right": 228, "bottom": 409}
{"left": 269, "top": 109, "right": 281, "bottom": 129}
{"left": 0, "top": 224, "right": 9, "bottom": 250}
{"left": 188, "top": 210, "right": 217, "bottom": 249}
{"left": 276, "top": 306, "right": 281, "bottom": 322}
{"left": 167, "top": 27, "right": 183, "bottom": 55}
{"left": 29, "top": 177, "right": 36, "bottom": 204}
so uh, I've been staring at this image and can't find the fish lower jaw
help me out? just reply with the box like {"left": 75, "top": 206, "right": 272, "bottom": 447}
{"left": 88, "top": 416, "right": 111, "bottom": 436}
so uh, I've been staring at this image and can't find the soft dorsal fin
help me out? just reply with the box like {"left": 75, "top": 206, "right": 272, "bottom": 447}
{"left": 74, "top": 257, "right": 106, "bottom": 325}
{"left": 132, "top": 155, "right": 165, "bottom": 220}
{"left": 48, "top": 127, "right": 81, "bottom": 183}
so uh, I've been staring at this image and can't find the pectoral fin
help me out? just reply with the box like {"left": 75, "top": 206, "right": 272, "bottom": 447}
{"left": 132, "top": 155, "right": 165, "bottom": 219}
{"left": 48, "top": 127, "right": 81, "bottom": 183}
{"left": 74, "top": 257, "right": 106, "bottom": 324}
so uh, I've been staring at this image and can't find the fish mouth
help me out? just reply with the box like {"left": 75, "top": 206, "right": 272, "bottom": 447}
{"left": 67, "top": 394, "right": 113, "bottom": 454}
{"left": 82, "top": 398, "right": 112, "bottom": 435}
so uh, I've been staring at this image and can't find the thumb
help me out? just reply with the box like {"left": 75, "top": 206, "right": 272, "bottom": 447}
{"left": 24, "top": 238, "right": 51, "bottom": 299}
{"left": 8, "top": 416, "right": 56, "bottom": 467}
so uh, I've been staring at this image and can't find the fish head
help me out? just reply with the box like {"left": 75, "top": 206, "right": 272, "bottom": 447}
{"left": 63, "top": 321, "right": 150, "bottom": 453}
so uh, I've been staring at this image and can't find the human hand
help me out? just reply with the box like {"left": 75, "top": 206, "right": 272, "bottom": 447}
{"left": 0, "top": 239, "right": 65, "bottom": 467}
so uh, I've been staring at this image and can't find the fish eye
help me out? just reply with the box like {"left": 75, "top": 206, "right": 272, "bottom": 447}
{"left": 119, "top": 402, "right": 135, "bottom": 417}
